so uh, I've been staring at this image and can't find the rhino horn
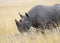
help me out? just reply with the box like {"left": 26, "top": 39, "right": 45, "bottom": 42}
{"left": 18, "top": 12, "right": 23, "bottom": 18}
{"left": 15, "top": 19, "right": 21, "bottom": 27}
{"left": 25, "top": 13, "right": 29, "bottom": 18}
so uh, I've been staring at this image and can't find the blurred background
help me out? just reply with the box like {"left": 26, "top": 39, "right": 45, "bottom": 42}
{"left": 0, "top": 0, "right": 60, "bottom": 35}
{"left": 0, "top": 0, "right": 60, "bottom": 43}
{"left": 0, "top": 0, "right": 60, "bottom": 34}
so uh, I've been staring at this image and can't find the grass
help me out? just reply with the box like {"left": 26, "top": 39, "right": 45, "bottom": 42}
{"left": 0, "top": 27, "right": 60, "bottom": 43}
{"left": 0, "top": 1, "right": 60, "bottom": 43}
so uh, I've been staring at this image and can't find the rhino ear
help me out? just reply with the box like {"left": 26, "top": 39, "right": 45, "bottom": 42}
{"left": 18, "top": 12, "right": 23, "bottom": 18}
{"left": 15, "top": 19, "right": 21, "bottom": 27}
{"left": 25, "top": 13, "right": 29, "bottom": 18}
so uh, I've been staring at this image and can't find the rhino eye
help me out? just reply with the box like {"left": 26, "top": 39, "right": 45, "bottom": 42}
{"left": 19, "top": 20, "right": 22, "bottom": 22}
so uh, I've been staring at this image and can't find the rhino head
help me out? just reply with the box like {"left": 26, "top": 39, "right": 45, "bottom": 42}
{"left": 15, "top": 12, "right": 31, "bottom": 33}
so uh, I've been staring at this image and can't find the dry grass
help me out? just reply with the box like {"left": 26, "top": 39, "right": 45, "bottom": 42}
{"left": 0, "top": 0, "right": 60, "bottom": 43}
{"left": 0, "top": 27, "right": 60, "bottom": 43}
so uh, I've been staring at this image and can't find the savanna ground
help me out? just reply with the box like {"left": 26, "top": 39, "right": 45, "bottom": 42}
{"left": 0, "top": 0, "right": 60, "bottom": 43}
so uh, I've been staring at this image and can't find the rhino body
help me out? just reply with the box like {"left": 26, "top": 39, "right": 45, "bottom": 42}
{"left": 15, "top": 4, "right": 60, "bottom": 33}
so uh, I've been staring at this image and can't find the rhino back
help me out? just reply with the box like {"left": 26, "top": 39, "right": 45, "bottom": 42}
{"left": 54, "top": 4, "right": 60, "bottom": 20}
{"left": 28, "top": 5, "right": 48, "bottom": 26}
{"left": 27, "top": 4, "right": 60, "bottom": 28}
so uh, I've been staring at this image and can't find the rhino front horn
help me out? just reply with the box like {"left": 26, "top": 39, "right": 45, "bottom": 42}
{"left": 15, "top": 19, "right": 20, "bottom": 27}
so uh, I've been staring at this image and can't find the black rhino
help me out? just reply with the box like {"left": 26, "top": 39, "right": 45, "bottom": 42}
{"left": 15, "top": 4, "right": 60, "bottom": 33}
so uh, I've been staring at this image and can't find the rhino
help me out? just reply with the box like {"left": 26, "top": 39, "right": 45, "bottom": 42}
{"left": 15, "top": 4, "right": 60, "bottom": 33}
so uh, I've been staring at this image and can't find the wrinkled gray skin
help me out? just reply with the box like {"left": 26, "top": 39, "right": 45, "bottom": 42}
{"left": 15, "top": 4, "right": 60, "bottom": 33}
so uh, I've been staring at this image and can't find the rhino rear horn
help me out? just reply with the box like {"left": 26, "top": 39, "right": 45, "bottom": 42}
{"left": 25, "top": 13, "right": 29, "bottom": 18}
{"left": 18, "top": 12, "right": 23, "bottom": 18}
